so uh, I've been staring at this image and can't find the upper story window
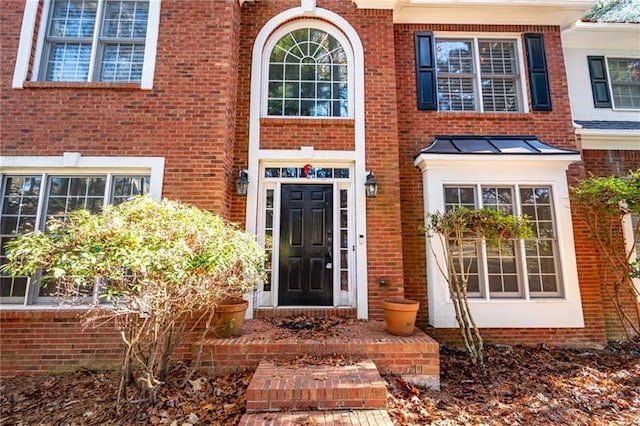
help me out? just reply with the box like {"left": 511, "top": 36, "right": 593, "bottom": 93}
{"left": 41, "top": 0, "right": 148, "bottom": 82}
{"left": 587, "top": 56, "right": 640, "bottom": 110}
{"left": 436, "top": 38, "right": 523, "bottom": 112}
{"left": 13, "top": 0, "right": 160, "bottom": 89}
{"left": 607, "top": 58, "right": 640, "bottom": 110}
{"left": 266, "top": 26, "right": 350, "bottom": 118}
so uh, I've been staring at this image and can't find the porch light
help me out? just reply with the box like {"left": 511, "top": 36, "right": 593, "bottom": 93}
{"left": 364, "top": 172, "right": 378, "bottom": 198}
{"left": 236, "top": 170, "right": 249, "bottom": 196}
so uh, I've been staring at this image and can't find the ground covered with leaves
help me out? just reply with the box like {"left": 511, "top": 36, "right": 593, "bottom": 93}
{"left": 1, "top": 340, "right": 638, "bottom": 425}
{"left": 388, "top": 340, "right": 640, "bottom": 425}
{"left": 0, "top": 363, "right": 251, "bottom": 425}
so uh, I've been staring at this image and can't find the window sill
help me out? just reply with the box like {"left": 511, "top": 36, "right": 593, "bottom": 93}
{"left": 23, "top": 81, "right": 141, "bottom": 90}
{"left": 435, "top": 111, "right": 535, "bottom": 120}
{"left": 261, "top": 117, "right": 355, "bottom": 127}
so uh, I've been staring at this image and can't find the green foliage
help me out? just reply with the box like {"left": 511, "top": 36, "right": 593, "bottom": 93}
{"left": 572, "top": 170, "right": 640, "bottom": 218}
{"left": 572, "top": 170, "right": 640, "bottom": 339}
{"left": 427, "top": 207, "right": 533, "bottom": 246}
{"left": 1, "top": 196, "right": 265, "bottom": 402}
{"left": 3, "top": 197, "right": 265, "bottom": 308}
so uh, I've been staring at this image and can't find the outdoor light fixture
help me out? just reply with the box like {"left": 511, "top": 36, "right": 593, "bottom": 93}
{"left": 364, "top": 171, "right": 378, "bottom": 198}
{"left": 236, "top": 169, "right": 249, "bottom": 196}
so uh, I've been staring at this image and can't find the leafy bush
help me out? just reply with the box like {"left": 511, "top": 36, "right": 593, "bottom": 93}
{"left": 572, "top": 170, "right": 640, "bottom": 338}
{"left": 426, "top": 207, "right": 532, "bottom": 365}
{"left": 2, "top": 196, "right": 265, "bottom": 402}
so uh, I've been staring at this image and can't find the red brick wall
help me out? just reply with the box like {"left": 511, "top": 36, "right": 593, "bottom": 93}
{"left": 233, "top": 1, "right": 406, "bottom": 318}
{"left": 1, "top": 0, "right": 241, "bottom": 217}
{"left": 260, "top": 118, "right": 355, "bottom": 151}
{"left": 581, "top": 148, "right": 640, "bottom": 340}
{"left": 0, "top": 0, "right": 243, "bottom": 375}
{"left": 0, "top": 310, "right": 123, "bottom": 376}
{"left": 394, "top": 23, "right": 608, "bottom": 346}
{"left": 0, "top": 310, "right": 214, "bottom": 377}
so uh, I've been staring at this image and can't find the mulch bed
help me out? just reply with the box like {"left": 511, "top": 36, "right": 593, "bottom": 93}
{"left": 387, "top": 340, "right": 640, "bottom": 425}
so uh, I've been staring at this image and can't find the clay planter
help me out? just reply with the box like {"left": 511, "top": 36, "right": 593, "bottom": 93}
{"left": 210, "top": 299, "right": 249, "bottom": 338}
{"left": 382, "top": 298, "right": 420, "bottom": 336}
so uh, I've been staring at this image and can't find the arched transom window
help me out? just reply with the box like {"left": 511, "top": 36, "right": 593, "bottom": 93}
{"left": 267, "top": 27, "right": 348, "bottom": 117}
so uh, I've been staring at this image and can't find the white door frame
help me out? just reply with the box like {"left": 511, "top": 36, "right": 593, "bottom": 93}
{"left": 255, "top": 162, "right": 356, "bottom": 309}
{"left": 245, "top": 6, "right": 368, "bottom": 319}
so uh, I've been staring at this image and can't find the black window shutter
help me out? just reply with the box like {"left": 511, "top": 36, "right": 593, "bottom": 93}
{"left": 524, "top": 33, "right": 552, "bottom": 111}
{"left": 415, "top": 32, "right": 437, "bottom": 110}
{"left": 587, "top": 56, "right": 612, "bottom": 108}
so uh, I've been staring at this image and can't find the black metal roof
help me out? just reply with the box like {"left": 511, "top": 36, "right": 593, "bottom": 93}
{"left": 416, "top": 136, "right": 580, "bottom": 157}
{"left": 575, "top": 120, "right": 640, "bottom": 130}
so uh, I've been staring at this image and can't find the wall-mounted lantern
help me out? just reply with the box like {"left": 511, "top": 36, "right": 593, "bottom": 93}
{"left": 236, "top": 169, "right": 249, "bottom": 196}
{"left": 364, "top": 171, "right": 378, "bottom": 198}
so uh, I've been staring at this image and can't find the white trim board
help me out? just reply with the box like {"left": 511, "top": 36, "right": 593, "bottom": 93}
{"left": 0, "top": 153, "right": 165, "bottom": 199}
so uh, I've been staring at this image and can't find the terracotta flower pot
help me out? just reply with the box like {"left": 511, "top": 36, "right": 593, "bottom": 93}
{"left": 382, "top": 298, "right": 420, "bottom": 336}
{"left": 210, "top": 299, "right": 249, "bottom": 338}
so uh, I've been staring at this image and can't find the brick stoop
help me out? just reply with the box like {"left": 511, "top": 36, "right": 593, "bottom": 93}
{"left": 239, "top": 410, "right": 393, "bottom": 425}
{"left": 246, "top": 360, "right": 387, "bottom": 412}
{"left": 195, "top": 319, "right": 440, "bottom": 389}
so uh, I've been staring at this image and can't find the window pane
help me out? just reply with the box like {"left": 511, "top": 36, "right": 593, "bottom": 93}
{"left": 481, "top": 78, "right": 518, "bottom": 112}
{"left": 520, "top": 186, "right": 560, "bottom": 296}
{"left": 608, "top": 58, "right": 640, "bottom": 109}
{"left": 49, "top": 0, "right": 97, "bottom": 38}
{"left": 100, "top": 43, "right": 145, "bottom": 82}
{"left": 436, "top": 40, "right": 473, "bottom": 74}
{"left": 486, "top": 243, "right": 519, "bottom": 296}
{"left": 46, "top": 43, "right": 92, "bottom": 81}
{"left": 632, "top": 215, "right": 640, "bottom": 255}
{"left": 102, "top": 0, "right": 149, "bottom": 38}
{"left": 1, "top": 177, "right": 43, "bottom": 303}
{"left": 444, "top": 186, "right": 476, "bottom": 210}
{"left": 112, "top": 176, "right": 150, "bottom": 204}
{"left": 267, "top": 28, "right": 348, "bottom": 117}
{"left": 478, "top": 41, "right": 516, "bottom": 75}
{"left": 437, "top": 77, "right": 475, "bottom": 111}
{"left": 45, "top": 176, "right": 106, "bottom": 227}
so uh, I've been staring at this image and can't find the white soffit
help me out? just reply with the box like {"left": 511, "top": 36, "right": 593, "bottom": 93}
{"left": 562, "top": 22, "right": 640, "bottom": 50}
{"left": 577, "top": 129, "right": 640, "bottom": 151}
{"left": 352, "top": 0, "right": 596, "bottom": 27}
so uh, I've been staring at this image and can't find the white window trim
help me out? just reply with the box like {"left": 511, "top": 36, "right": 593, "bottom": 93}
{"left": 414, "top": 154, "right": 584, "bottom": 328}
{"left": 261, "top": 19, "right": 355, "bottom": 119}
{"left": 622, "top": 213, "right": 640, "bottom": 303}
{"left": 433, "top": 32, "right": 530, "bottom": 114}
{"left": 13, "top": 0, "right": 161, "bottom": 89}
{"left": 604, "top": 56, "right": 640, "bottom": 112}
{"left": 0, "top": 152, "right": 165, "bottom": 309}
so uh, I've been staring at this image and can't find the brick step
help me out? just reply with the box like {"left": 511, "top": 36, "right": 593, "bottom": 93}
{"left": 246, "top": 359, "right": 387, "bottom": 413}
{"left": 239, "top": 409, "right": 393, "bottom": 425}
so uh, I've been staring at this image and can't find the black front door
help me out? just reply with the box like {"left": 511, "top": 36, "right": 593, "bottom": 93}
{"left": 279, "top": 184, "right": 333, "bottom": 306}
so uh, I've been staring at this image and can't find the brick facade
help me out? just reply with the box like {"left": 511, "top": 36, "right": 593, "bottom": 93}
{"left": 0, "top": 0, "right": 636, "bottom": 376}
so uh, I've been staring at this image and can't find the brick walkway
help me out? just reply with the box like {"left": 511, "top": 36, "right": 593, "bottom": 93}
{"left": 239, "top": 409, "right": 393, "bottom": 425}
{"left": 239, "top": 359, "right": 393, "bottom": 425}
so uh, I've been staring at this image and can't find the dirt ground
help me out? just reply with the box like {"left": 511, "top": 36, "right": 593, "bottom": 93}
{"left": 1, "top": 336, "right": 638, "bottom": 425}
